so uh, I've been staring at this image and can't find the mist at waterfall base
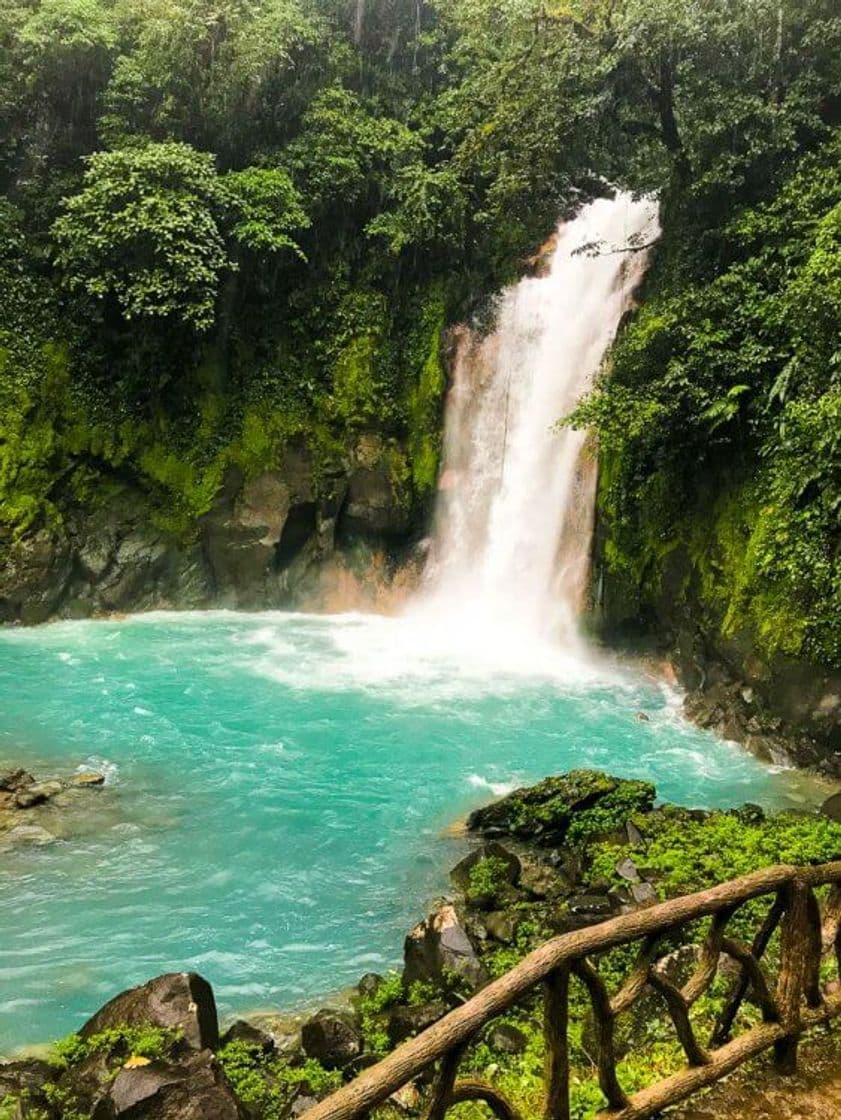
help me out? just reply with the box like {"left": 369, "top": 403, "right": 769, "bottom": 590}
{"left": 0, "top": 197, "right": 815, "bottom": 1053}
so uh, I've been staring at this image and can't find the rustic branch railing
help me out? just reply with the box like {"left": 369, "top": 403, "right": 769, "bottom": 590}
{"left": 302, "top": 861, "right": 841, "bottom": 1120}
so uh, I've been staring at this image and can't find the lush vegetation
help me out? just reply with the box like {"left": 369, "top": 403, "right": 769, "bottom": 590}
{"left": 2, "top": 0, "right": 839, "bottom": 658}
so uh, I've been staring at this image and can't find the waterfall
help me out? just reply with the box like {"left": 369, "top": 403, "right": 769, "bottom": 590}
{"left": 413, "top": 193, "right": 659, "bottom": 663}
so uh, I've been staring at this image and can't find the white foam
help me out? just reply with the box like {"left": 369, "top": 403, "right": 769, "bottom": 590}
{"left": 467, "top": 773, "right": 517, "bottom": 797}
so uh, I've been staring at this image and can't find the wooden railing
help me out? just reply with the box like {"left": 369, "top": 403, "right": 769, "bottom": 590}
{"left": 302, "top": 861, "right": 841, "bottom": 1120}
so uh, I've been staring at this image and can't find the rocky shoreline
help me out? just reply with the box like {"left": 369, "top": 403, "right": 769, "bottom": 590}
{"left": 4, "top": 768, "right": 841, "bottom": 1118}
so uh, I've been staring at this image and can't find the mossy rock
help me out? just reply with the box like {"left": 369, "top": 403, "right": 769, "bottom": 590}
{"left": 466, "top": 770, "right": 656, "bottom": 848}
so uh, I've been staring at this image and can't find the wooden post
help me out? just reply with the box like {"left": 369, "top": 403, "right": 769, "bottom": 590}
{"left": 544, "top": 966, "right": 570, "bottom": 1120}
{"left": 426, "top": 1044, "right": 467, "bottom": 1120}
{"left": 711, "top": 890, "right": 784, "bottom": 1047}
{"left": 774, "top": 879, "right": 809, "bottom": 1073}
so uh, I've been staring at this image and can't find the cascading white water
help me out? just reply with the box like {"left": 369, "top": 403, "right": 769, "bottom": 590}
{"left": 414, "top": 193, "right": 659, "bottom": 663}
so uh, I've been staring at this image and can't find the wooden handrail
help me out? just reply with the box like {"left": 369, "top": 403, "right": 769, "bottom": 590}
{"left": 302, "top": 861, "right": 841, "bottom": 1120}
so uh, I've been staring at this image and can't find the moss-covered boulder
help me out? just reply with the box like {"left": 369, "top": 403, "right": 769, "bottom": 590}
{"left": 467, "top": 769, "right": 656, "bottom": 848}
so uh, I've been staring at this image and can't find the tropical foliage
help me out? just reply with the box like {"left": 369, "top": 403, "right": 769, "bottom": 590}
{"left": 0, "top": 0, "right": 839, "bottom": 663}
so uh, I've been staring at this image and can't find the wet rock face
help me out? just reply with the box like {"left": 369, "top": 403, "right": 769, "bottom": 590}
{"left": 0, "top": 437, "right": 420, "bottom": 625}
{"left": 403, "top": 903, "right": 487, "bottom": 990}
{"left": 81, "top": 973, "right": 220, "bottom": 1052}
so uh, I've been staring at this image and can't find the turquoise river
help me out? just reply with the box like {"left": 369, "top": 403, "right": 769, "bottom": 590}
{"left": 0, "top": 609, "right": 820, "bottom": 1053}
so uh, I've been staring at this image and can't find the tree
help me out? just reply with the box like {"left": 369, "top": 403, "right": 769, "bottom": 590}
{"left": 52, "top": 142, "right": 229, "bottom": 330}
{"left": 52, "top": 141, "right": 308, "bottom": 331}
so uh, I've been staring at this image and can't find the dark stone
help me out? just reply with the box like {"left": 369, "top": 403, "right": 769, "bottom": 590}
{"left": 821, "top": 791, "right": 841, "bottom": 823}
{"left": 488, "top": 1023, "right": 528, "bottom": 1055}
{"left": 275, "top": 503, "right": 318, "bottom": 570}
{"left": 0, "top": 1058, "right": 54, "bottom": 1107}
{"left": 728, "top": 803, "right": 765, "bottom": 825}
{"left": 356, "top": 973, "right": 385, "bottom": 1001}
{"left": 403, "top": 903, "right": 487, "bottom": 991}
{"left": 81, "top": 973, "right": 219, "bottom": 1052}
{"left": 518, "top": 858, "right": 564, "bottom": 899}
{"left": 387, "top": 1001, "right": 448, "bottom": 1046}
{"left": 219, "top": 1020, "right": 275, "bottom": 1055}
{"left": 300, "top": 1010, "right": 362, "bottom": 1070}
{"left": 343, "top": 1052, "right": 381, "bottom": 1077}
{"left": 339, "top": 466, "right": 411, "bottom": 540}
{"left": 91, "top": 1051, "right": 245, "bottom": 1119}
{"left": 0, "top": 769, "right": 34, "bottom": 792}
{"left": 567, "top": 894, "right": 614, "bottom": 917}
{"left": 568, "top": 891, "right": 613, "bottom": 918}
{"left": 630, "top": 882, "right": 658, "bottom": 907}
{"left": 615, "top": 858, "right": 640, "bottom": 882}
{"left": 450, "top": 842, "right": 521, "bottom": 893}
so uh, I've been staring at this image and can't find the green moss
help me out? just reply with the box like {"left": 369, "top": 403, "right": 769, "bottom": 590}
{"left": 49, "top": 1024, "right": 182, "bottom": 1070}
{"left": 405, "top": 290, "right": 446, "bottom": 495}
{"left": 474, "top": 770, "right": 655, "bottom": 847}
{"left": 330, "top": 333, "right": 381, "bottom": 425}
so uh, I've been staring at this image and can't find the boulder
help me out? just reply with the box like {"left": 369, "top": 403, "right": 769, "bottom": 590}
{"left": 567, "top": 894, "right": 614, "bottom": 918}
{"left": 339, "top": 465, "right": 411, "bottom": 540}
{"left": 630, "top": 882, "right": 658, "bottom": 908}
{"left": 615, "top": 858, "right": 640, "bottom": 883}
{"left": 72, "top": 771, "right": 106, "bottom": 787}
{"left": 403, "top": 903, "right": 487, "bottom": 990}
{"left": 91, "top": 1050, "right": 245, "bottom": 1119}
{"left": 449, "top": 843, "right": 521, "bottom": 894}
{"left": 219, "top": 1020, "right": 275, "bottom": 1055}
{"left": 356, "top": 973, "right": 385, "bottom": 1001}
{"left": 288, "top": 1096, "right": 320, "bottom": 1117}
{"left": 81, "top": 973, "right": 219, "bottom": 1052}
{"left": 466, "top": 770, "right": 655, "bottom": 847}
{"left": 300, "top": 1010, "right": 362, "bottom": 1070}
{"left": 488, "top": 1023, "right": 528, "bottom": 1055}
{"left": 387, "top": 1000, "right": 448, "bottom": 1046}
{"left": 556, "top": 892, "right": 620, "bottom": 932}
